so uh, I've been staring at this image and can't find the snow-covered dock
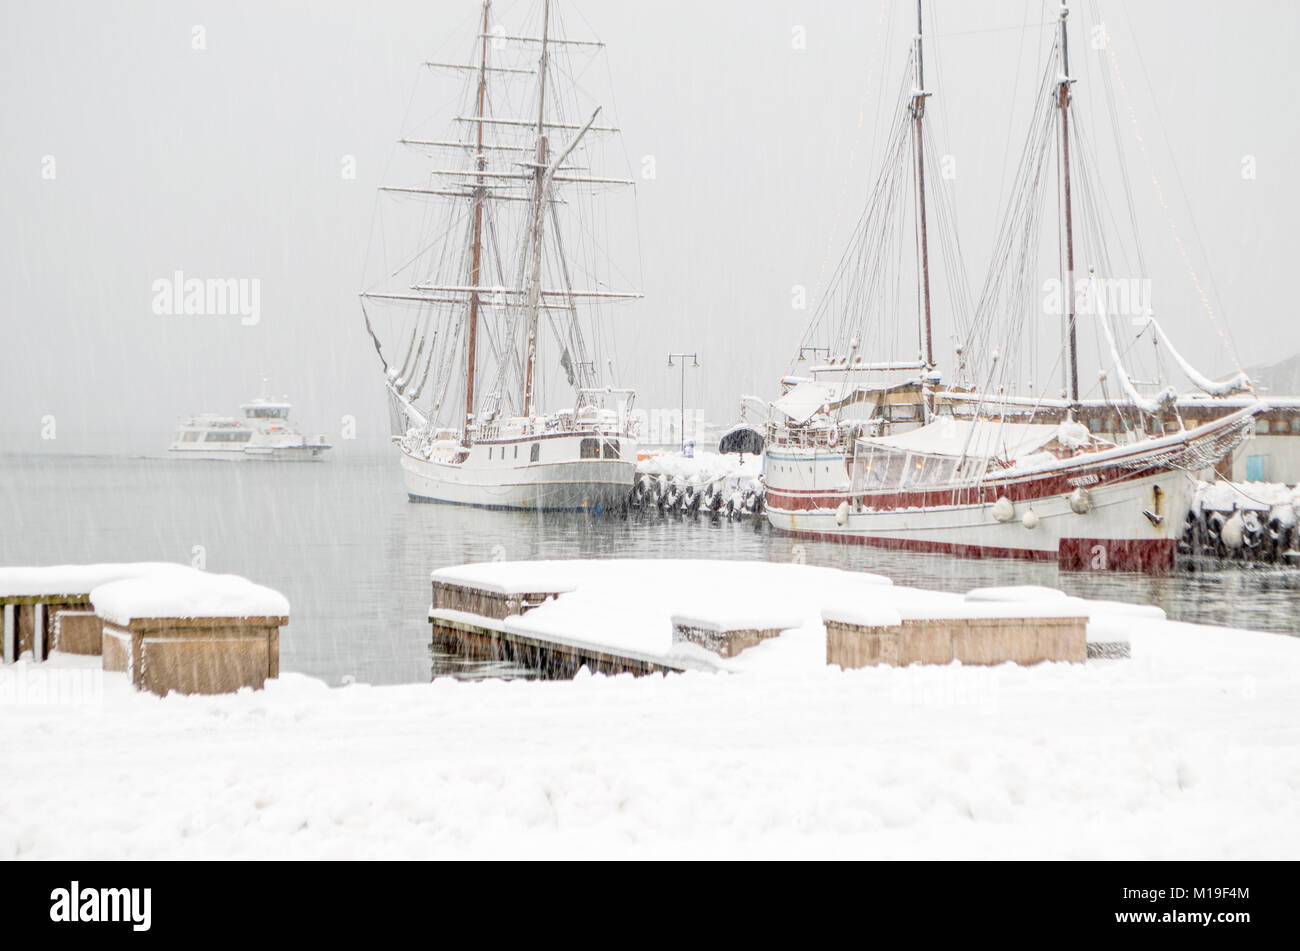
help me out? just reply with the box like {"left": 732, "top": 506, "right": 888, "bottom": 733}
{"left": 429, "top": 560, "right": 1154, "bottom": 676}
{"left": 0, "top": 564, "right": 288, "bottom": 695}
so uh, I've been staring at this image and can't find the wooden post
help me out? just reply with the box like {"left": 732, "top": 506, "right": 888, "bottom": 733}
{"left": 3, "top": 604, "right": 14, "bottom": 663}
{"left": 32, "top": 603, "right": 46, "bottom": 662}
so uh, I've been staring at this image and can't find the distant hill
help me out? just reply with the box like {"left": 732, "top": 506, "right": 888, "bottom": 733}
{"left": 1246, "top": 352, "right": 1300, "bottom": 396}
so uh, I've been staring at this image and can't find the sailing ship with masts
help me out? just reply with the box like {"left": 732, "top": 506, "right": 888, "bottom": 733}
{"left": 360, "top": 0, "right": 642, "bottom": 511}
{"left": 764, "top": 1, "right": 1263, "bottom": 570}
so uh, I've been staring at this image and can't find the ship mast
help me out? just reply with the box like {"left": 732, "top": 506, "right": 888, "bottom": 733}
{"left": 912, "top": 0, "right": 935, "bottom": 371}
{"left": 463, "top": 0, "right": 491, "bottom": 440}
{"left": 1057, "top": 0, "right": 1080, "bottom": 404}
{"left": 522, "top": 0, "right": 552, "bottom": 417}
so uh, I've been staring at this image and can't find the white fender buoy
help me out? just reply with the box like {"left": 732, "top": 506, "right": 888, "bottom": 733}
{"left": 835, "top": 500, "right": 850, "bottom": 526}
{"left": 992, "top": 496, "right": 1015, "bottom": 522}
{"left": 1022, "top": 509, "right": 1040, "bottom": 530}
{"left": 1222, "top": 511, "right": 1245, "bottom": 549}
{"left": 1069, "top": 487, "right": 1092, "bottom": 515}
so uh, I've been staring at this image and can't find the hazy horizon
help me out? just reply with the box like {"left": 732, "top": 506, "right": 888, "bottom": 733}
{"left": 4, "top": 0, "right": 1297, "bottom": 456}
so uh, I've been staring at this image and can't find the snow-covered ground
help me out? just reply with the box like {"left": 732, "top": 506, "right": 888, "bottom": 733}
{"left": 4, "top": 568, "right": 1299, "bottom": 859}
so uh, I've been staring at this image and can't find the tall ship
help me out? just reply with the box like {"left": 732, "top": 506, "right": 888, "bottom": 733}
{"left": 763, "top": 1, "right": 1262, "bottom": 571}
{"left": 168, "top": 398, "right": 331, "bottom": 462}
{"left": 360, "top": 0, "right": 642, "bottom": 511}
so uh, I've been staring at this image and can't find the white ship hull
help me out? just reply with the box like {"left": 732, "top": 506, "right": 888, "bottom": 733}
{"left": 765, "top": 406, "right": 1259, "bottom": 571}
{"left": 400, "top": 432, "right": 636, "bottom": 512}
{"left": 767, "top": 462, "right": 1190, "bottom": 570}
{"left": 166, "top": 444, "right": 331, "bottom": 462}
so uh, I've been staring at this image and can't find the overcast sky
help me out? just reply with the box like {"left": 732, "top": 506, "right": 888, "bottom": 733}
{"left": 3, "top": 0, "right": 1297, "bottom": 454}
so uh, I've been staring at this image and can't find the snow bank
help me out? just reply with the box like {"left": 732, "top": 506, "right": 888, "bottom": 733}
{"left": 90, "top": 572, "right": 290, "bottom": 626}
{"left": 4, "top": 607, "right": 1299, "bottom": 859}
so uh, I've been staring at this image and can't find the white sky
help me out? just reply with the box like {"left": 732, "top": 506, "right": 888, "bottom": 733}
{"left": 3, "top": 0, "right": 1297, "bottom": 453}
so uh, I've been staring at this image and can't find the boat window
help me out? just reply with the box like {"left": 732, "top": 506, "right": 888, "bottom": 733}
{"left": 889, "top": 404, "right": 918, "bottom": 421}
{"left": 603, "top": 440, "right": 619, "bottom": 459}
{"left": 182, "top": 431, "right": 200, "bottom": 442}
{"left": 580, "top": 438, "right": 600, "bottom": 459}
{"left": 1291, "top": 418, "right": 1300, "bottom": 435}
{"left": 204, "top": 431, "right": 252, "bottom": 443}
{"left": 514, "top": 445, "right": 519, "bottom": 459}
{"left": 1256, "top": 419, "right": 1271, "bottom": 435}
{"left": 530, "top": 442, "right": 540, "bottom": 462}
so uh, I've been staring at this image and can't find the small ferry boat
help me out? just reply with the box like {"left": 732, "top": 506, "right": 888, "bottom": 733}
{"left": 168, "top": 399, "right": 331, "bottom": 462}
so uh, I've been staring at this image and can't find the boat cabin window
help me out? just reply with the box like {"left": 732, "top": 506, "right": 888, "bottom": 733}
{"left": 530, "top": 442, "right": 540, "bottom": 463}
{"left": 245, "top": 407, "right": 288, "bottom": 420}
{"left": 602, "top": 439, "right": 620, "bottom": 460}
{"left": 1256, "top": 419, "right": 1271, "bottom": 435}
{"left": 580, "top": 438, "right": 601, "bottom": 459}
{"left": 204, "top": 430, "right": 252, "bottom": 443}
{"left": 182, "top": 431, "right": 200, "bottom": 442}
{"left": 853, "top": 445, "right": 957, "bottom": 492}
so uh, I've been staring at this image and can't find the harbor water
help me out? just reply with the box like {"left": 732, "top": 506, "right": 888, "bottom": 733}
{"left": 3, "top": 453, "right": 1299, "bottom": 685}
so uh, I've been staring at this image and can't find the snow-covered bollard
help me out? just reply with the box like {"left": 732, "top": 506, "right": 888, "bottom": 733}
{"left": 90, "top": 572, "right": 288, "bottom": 696}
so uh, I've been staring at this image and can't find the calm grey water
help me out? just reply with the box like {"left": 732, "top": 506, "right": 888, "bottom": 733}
{"left": 3, "top": 453, "right": 1297, "bottom": 684}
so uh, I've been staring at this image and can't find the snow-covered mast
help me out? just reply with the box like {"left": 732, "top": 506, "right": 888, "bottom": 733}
{"left": 1057, "top": 0, "right": 1080, "bottom": 405}
{"left": 912, "top": 0, "right": 935, "bottom": 372}
{"left": 463, "top": 0, "right": 491, "bottom": 440}
{"left": 521, "top": 0, "right": 552, "bottom": 418}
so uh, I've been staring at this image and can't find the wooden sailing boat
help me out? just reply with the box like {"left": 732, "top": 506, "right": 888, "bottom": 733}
{"left": 360, "top": 0, "right": 642, "bottom": 511}
{"left": 764, "top": 1, "right": 1263, "bottom": 570}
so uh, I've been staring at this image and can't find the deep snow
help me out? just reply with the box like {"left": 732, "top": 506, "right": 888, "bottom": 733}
{"left": 3, "top": 596, "right": 1299, "bottom": 859}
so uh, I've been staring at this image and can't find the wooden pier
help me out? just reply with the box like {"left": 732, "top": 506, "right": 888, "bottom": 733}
{"left": 431, "top": 578, "right": 685, "bottom": 676}
{"left": 428, "top": 561, "right": 1106, "bottom": 678}
{"left": 1, "top": 565, "right": 287, "bottom": 696}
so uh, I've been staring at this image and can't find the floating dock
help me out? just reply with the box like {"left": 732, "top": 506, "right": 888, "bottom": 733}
{"left": 428, "top": 560, "right": 1140, "bottom": 678}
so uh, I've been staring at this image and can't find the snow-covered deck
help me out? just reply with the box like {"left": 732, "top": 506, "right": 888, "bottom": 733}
{"left": 430, "top": 560, "right": 1140, "bottom": 673}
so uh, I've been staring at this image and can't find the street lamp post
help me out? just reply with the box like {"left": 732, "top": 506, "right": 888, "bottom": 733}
{"left": 666, "top": 352, "right": 699, "bottom": 453}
